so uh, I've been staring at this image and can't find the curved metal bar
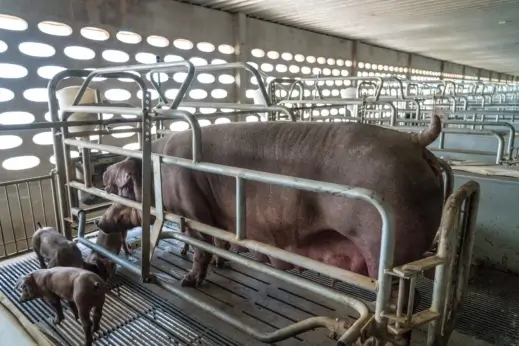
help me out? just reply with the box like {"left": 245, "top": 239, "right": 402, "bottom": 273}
{"left": 179, "top": 102, "right": 296, "bottom": 122}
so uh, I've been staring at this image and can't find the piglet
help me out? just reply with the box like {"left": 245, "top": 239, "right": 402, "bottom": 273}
{"left": 32, "top": 223, "right": 98, "bottom": 275}
{"left": 85, "top": 230, "right": 129, "bottom": 281}
{"left": 17, "top": 267, "right": 106, "bottom": 346}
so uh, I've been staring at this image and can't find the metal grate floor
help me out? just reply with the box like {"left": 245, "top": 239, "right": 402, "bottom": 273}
{"left": 0, "top": 256, "right": 241, "bottom": 346}
{"left": 1, "top": 230, "right": 518, "bottom": 346}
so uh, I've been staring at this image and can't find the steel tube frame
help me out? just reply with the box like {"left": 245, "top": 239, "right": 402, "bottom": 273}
{"left": 74, "top": 209, "right": 370, "bottom": 345}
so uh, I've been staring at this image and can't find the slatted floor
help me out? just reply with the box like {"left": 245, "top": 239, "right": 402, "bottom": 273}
{"left": 1, "top": 227, "right": 518, "bottom": 345}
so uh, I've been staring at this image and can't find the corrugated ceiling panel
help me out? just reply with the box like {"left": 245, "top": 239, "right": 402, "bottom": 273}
{"left": 181, "top": 0, "right": 519, "bottom": 76}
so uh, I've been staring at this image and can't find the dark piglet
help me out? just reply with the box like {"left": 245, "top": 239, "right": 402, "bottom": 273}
{"left": 86, "top": 228, "right": 130, "bottom": 281}
{"left": 32, "top": 223, "right": 99, "bottom": 274}
{"left": 17, "top": 267, "right": 106, "bottom": 346}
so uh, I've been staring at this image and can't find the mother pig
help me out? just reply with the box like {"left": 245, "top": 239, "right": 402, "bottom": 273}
{"left": 101, "top": 116, "right": 443, "bottom": 287}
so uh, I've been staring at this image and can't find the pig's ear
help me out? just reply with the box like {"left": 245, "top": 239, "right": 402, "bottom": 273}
{"left": 103, "top": 158, "right": 142, "bottom": 200}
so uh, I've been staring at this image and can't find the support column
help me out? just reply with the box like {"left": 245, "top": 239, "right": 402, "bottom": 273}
{"left": 232, "top": 12, "right": 248, "bottom": 122}
{"left": 406, "top": 54, "right": 413, "bottom": 80}
{"left": 439, "top": 61, "right": 445, "bottom": 81}
{"left": 351, "top": 40, "right": 359, "bottom": 86}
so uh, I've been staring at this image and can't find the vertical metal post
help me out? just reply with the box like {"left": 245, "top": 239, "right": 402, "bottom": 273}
{"left": 150, "top": 155, "right": 165, "bottom": 257}
{"left": 235, "top": 177, "right": 246, "bottom": 240}
{"left": 49, "top": 170, "right": 60, "bottom": 230}
{"left": 47, "top": 81, "right": 69, "bottom": 237}
{"left": 439, "top": 61, "right": 445, "bottom": 81}
{"left": 233, "top": 12, "right": 248, "bottom": 123}
{"left": 81, "top": 147, "right": 92, "bottom": 188}
{"left": 140, "top": 91, "right": 153, "bottom": 281}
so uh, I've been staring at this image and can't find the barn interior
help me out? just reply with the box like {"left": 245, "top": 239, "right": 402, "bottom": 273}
{"left": 0, "top": 0, "right": 518, "bottom": 345}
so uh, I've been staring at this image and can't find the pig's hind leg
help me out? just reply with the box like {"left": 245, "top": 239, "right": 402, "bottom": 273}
{"left": 78, "top": 306, "right": 94, "bottom": 346}
{"left": 36, "top": 253, "right": 47, "bottom": 269}
{"left": 68, "top": 301, "right": 79, "bottom": 320}
{"left": 92, "top": 300, "right": 104, "bottom": 333}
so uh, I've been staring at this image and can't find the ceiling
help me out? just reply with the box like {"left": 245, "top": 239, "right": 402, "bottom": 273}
{"left": 180, "top": 0, "right": 519, "bottom": 76}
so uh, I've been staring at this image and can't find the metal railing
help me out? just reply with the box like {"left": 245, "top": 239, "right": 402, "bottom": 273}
{"left": 0, "top": 172, "right": 58, "bottom": 259}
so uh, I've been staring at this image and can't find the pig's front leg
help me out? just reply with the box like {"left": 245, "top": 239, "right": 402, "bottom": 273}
{"left": 181, "top": 246, "right": 212, "bottom": 287}
{"left": 47, "top": 295, "right": 64, "bottom": 324}
{"left": 68, "top": 301, "right": 79, "bottom": 321}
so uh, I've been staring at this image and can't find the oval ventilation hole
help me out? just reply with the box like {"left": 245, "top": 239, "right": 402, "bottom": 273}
{"left": 118, "top": 70, "right": 140, "bottom": 83}
{"left": 0, "top": 40, "right": 6, "bottom": 53}
{"left": 327, "top": 58, "right": 336, "bottom": 65}
{"left": 336, "top": 59, "right": 344, "bottom": 66}
{"left": 332, "top": 69, "right": 340, "bottom": 76}
{"left": 246, "top": 115, "right": 259, "bottom": 122}
{"left": 147, "top": 35, "right": 169, "bottom": 47}
{"left": 218, "top": 44, "right": 234, "bottom": 55}
{"left": 322, "top": 90, "right": 331, "bottom": 97}
{"left": 102, "top": 50, "right": 130, "bottom": 63}
{"left": 215, "top": 117, "right": 231, "bottom": 124}
{"left": 164, "top": 54, "right": 183, "bottom": 62}
{"left": 266, "top": 51, "right": 279, "bottom": 60}
{"left": 199, "top": 108, "right": 216, "bottom": 114}
{"left": 261, "top": 63, "right": 273, "bottom": 72}
{"left": 173, "top": 72, "right": 187, "bottom": 83}
{"left": 165, "top": 89, "right": 179, "bottom": 99}
{"left": 64, "top": 46, "right": 95, "bottom": 60}
{"left": 104, "top": 89, "right": 131, "bottom": 102}
{"left": 306, "top": 56, "right": 316, "bottom": 64}
{"left": 211, "top": 59, "right": 226, "bottom": 65}
{"left": 250, "top": 77, "right": 258, "bottom": 86}
{"left": 80, "top": 27, "right": 109, "bottom": 41}
{"left": 116, "top": 31, "right": 142, "bottom": 44}
{"left": 218, "top": 74, "right": 235, "bottom": 84}
{"left": 245, "top": 89, "right": 255, "bottom": 99}
{"left": 0, "top": 14, "right": 28, "bottom": 31}
{"left": 0, "top": 63, "right": 28, "bottom": 79}
{"left": 3, "top": 155, "right": 40, "bottom": 170}
{"left": 0, "top": 111, "right": 34, "bottom": 124}
{"left": 111, "top": 126, "right": 135, "bottom": 139}
{"left": 294, "top": 54, "right": 305, "bottom": 62}
{"left": 50, "top": 151, "right": 79, "bottom": 165}
{"left": 173, "top": 39, "right": 193, "bottom": 50}
{"left": 197, "top": 42, "right": 215, "bottom": 53}
{"left": 220, "top": 109, "right": 234, "bottom": 113}
{"left": 146, "top": 72, "right": 168, "bottom": 83}
{"left": 251, "top": 49, "right": 265, "bottom": 58}
{"left": 341, "top": 70, "right": 349, "bottom": 76}
{"left": 23, "top": 88, "right": 47, "bottom": 102}
{"left": 326, "top": 80, "right": 334, "bottom": 87}
{"left": 178, "top": 107, "right": 196, "bottom": 113}
{"left": 198, "top": 73, "right": 215, "bottom": 84}
{"left": 189, "top": 89, "right": 208, "bottom": 100}
{"left": 190, "top": 57, "right": 207, "bottom": 66}
{"left": 301, "top": 67, "right": 311, "bottom": 74}
{"left": 136, "top": 89, "right": 159, "bottom": 100}
{"left": 211, "top": 89, "right": 227, "bottom": 99}
{"left": 289, "top": 65, "right": 300, "bottom": 73}
{"left": 170, "top": 121, "right": 189, "bottom": 131}
{"left": 120, "top": 114, "right": 137, "bottom": 119}
{"left": 33, "top": 131, "right": 53, "bottom": 145}
{"left": 331, "top": 109, "right": 339, "bottom": 116}
{"left": 323, "top": 68, "right": 331, "bottom": 76}
{"left": 345, "top": 60, "right": 353, "bottom": 67}
{"left": 275, "top": 64, "right": 287, "bottom": 73}
{"left": 123, "top": 142, "right": 140, "bottom": 150}
{"left": 38, "top": 21, "right": 72, "bottom": 36}
{"left": 198, "top": 119, "right": 211, "bottom": 127}
{"left": 19, "top": 42, "right": 55, "bottom": 57}
{"left": 135, "top": 52, "right": 157, "bottom": 64}
{"left": 37, "top": 65, "right": 65, "bottom": 80}
{"left": 0, "top": 135, "right": 22, "bottom": 149}
{"left": 281, "top": 52, "right": 293, "bottom": 61}
{"left": 317, "top": 57, "right": 326, "bottom": 64}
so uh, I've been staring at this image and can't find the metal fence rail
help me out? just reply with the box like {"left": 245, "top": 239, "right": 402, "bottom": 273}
{"left": 0, "top": 172, "right": 58, "bottom": 259}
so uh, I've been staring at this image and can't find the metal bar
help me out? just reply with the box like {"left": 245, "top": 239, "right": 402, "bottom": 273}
{"left": 0, "top": 174, "right": 55, "bottom": 187}
{"left": 74, "top": 209, "right": 369, "bottom": 345}
{"left": 14, "top": 184, "right": 29, "bottom": 250}
{"left": 37, "top": 180, "right": 47, "bottom": 226}
{"left": 235, "top": 177, "right": 246, "bottom": 240}
{"left": 26, "top": 182, "right": 37, "bottom": 229}
{"left": 178, "top": 102, "right": 296, "bottom": 121}
{"left": 68, "top": 180, "right": 378, "bottom": 292}
{"left": 81, "top": 148, "right": 92, "bottom": 188}
{"left": 49, "top": 170, "right": 60, "bottom": 230}
{"left": 140, "top": 94, "right": 153, "bottom": 281}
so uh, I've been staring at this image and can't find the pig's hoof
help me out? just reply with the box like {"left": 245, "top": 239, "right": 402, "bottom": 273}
{"left": 180, "top": 273, "right": 204, "bottom": 287}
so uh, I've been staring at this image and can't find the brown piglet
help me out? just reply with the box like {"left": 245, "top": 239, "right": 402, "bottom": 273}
{"left": 85, "top": 229, "right": 130, "bottom": 281}
{"left": 17, "top": 267, "right": 106, "bottom": 346}
{"left": 32, "top": 222, "right": 100, "bottom": 275}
